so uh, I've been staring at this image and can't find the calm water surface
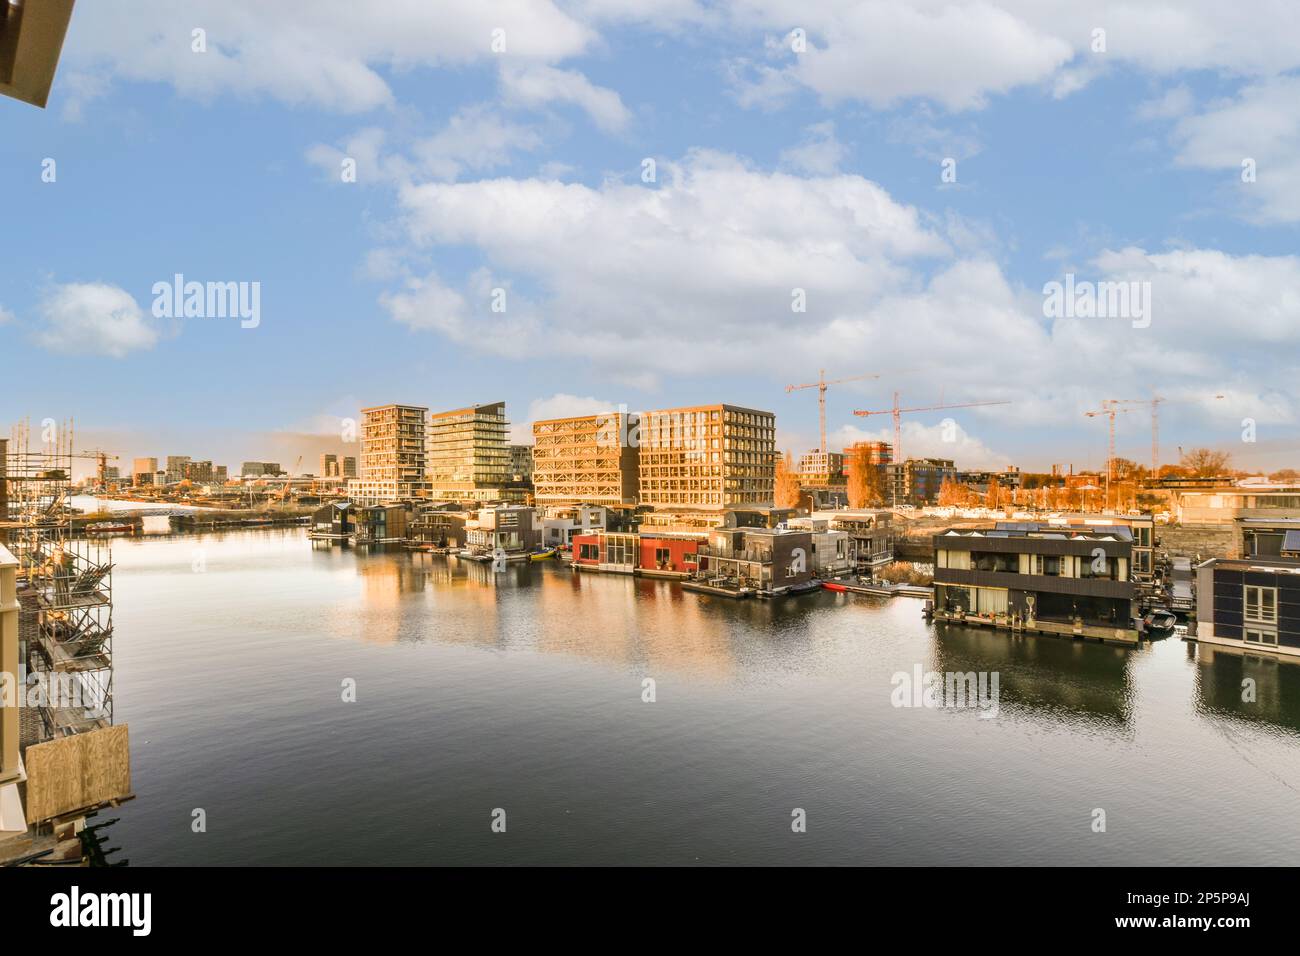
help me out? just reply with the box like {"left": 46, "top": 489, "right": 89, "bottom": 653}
{"left": 103, "top": 528, "right": 1300, "bottom": 865}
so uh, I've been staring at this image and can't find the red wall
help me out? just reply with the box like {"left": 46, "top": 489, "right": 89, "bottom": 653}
{"left": 572, "top": 533, "right": 602, "bottom": 566}
{"left": 638, "top": 537, "right": 699, "bottom": 573}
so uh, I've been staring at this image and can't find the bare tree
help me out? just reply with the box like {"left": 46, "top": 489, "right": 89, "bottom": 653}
{"left": 1180, "top": 447, "right": 1231, "bottom": 477}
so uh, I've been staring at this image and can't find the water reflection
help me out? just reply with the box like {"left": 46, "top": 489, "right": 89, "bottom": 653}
{"left": 930, "top": 621, "right": 1137, "bottom": 731}
{"left": 1191, "top": 643, "right": 1300, "bottom": 738}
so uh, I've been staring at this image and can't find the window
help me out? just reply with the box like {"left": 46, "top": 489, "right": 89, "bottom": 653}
{"left": 655, "top": 547, "right": 671, "bottom": 568}
{"left": 1244, "top": 585, "right": 1278, "bottom": 624}
{"left": 1245, "top": 628, "right": 1278, "bottom": 646}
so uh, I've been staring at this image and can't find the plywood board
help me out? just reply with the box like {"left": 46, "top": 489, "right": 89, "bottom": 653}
{"left": 24, "top": 724, "right": 130, "bottom": 823}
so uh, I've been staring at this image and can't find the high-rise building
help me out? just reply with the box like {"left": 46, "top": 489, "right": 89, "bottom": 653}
{"left": 426, "top": 402, "right": 511, "bottom": 502}
{"left": 348, "top": 404, "right": 428, "bottom": 502}
{"left": 165, "top": 455, "right": 191, "bottom": 484}
{"left": 320, "top": 453, "right": 338, "bottom": 478}
{"left": 132, "top": 457, "right": 158, "bottom": 486}
{"left": 887, "top": 457, "right": 956, "bottom": 505}
{"left": 532, "top": 413, "right": 638, "bottom": 507}
{"left": 844, "top": 440, "right": 893, "bottom": 466}
{"left": 638, "top": 404, "right": 775, "bottom": 510}
{"left": 181, "top": 460, "right": 214, "bottom": 483}
{"left": 342, "top": 456, "right": 357, "bottom": 478}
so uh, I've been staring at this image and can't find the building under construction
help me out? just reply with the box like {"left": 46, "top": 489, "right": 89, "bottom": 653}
{"left": 1, "top": 420, "right": 131, "bottom": 865}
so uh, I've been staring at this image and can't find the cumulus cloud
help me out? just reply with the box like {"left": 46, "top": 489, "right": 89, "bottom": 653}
{"left": 778, "top": 121, "right": 847, "bottom": 175}
{"left": 498, "top": 64, "right": 631, "bottom": 132}
{"left": 512, "top": 393, "right": 622, "bottom": 441}
{"left": 33, "top": 283, "right": 160, "bottom": 357}
{"left": 63, "top": 0, "right": 595, "bottom": 112}
{"left": 835, "top": 420, "right": 1010, "bottom": 470}
{"left": 1170, "top": 75, "right": 1300, "bottom": 223}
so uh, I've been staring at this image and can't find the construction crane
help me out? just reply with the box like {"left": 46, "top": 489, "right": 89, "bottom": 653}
{"left": 852, "top": 392, "right": 1011, "bottom": 464}
{"left": 1086, "top": 395, "right": 1226, "bottom": 502}
{"left": 785, "top": 370, "right": 884, "bottom": 454}
{"left": 77, "top": 449, "right": 120, "bottom": 489}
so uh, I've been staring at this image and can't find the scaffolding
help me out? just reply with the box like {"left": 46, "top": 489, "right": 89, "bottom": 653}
{"left": 2, "top": 418, "right": 114, "bottom": 739}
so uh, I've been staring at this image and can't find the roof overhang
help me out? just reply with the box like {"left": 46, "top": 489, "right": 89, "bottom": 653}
{"left": 0, "top": 0, "right": 76, "bottom": 109}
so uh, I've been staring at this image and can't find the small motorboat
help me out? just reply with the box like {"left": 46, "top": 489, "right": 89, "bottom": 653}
{"left": 1143, "top": 608, "right": 1178, "bottom": 633}
{"left": 528, "top": 547, "right": 558, "bottom": 562}
{"left": 821, "top": 581, "right": 848, "bottom": 592}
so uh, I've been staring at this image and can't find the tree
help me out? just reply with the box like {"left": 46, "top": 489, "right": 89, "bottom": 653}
{"left": 1180, "top": 447, "right": 1231, "bottom": 477}
{"left": 775, "top": 450, "right": 802, "bottom": 509}
{"left": 846, "top": 444, "right": 884, "bottom": 508}
{"left": 985, "top": 480, "right": 1001, "bottom": 509}
{"left": 1269, "top": 468, "right": 1300, "bottom": 484}
{"left": 937, "top": 477, "right": 976, "bottom": 507}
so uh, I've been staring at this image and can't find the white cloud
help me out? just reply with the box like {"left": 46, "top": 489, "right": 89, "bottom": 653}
{"left": 1170, "top": 75, "right": 1300, "bottom": 223}
{"left": 725, "top": 2, "right": 1300, "bottom": 112}
{"left": 0, "top": 304, "right": 14, "bottom": 325}
{"left": 778, "top": 121, "right": 846, "bottom": 175}
{"left": 63, "top": 0, "right": 595, "bottom": 113}
{"left": 498, "top": 64, "right": 631, "bottom": 131}
{"left": 34, "top": 283, "right": 160, "bottom": 358}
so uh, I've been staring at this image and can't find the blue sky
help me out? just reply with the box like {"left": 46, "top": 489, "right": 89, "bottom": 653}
{"left": 2, "top": 1, "right": 1297, "bottom": 477}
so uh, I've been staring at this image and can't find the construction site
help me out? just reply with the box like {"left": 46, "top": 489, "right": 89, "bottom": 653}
{"left": 0, "top": 420, "right": 132, "bottom": 867}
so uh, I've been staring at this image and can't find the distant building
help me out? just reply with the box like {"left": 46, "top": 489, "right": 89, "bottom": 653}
{"left": 1195, "top": 556, "right": 1300, "bottom": 659}
{"left": 464, "top": 505, "right": 540, "bottom": 556}
{"left": 844, "top": 440, "right": 893, "bottom": 466}
{"left": 132, "top": 457, "right": 158, "bottom": 486}
{"left": 638, "top": 404, "right": 775, "bottom": 510}
{"left": 181, "top": 460, "right": 214, "bottom": 483}
{"left": 165, "top": 455, "right": 191, "bottom": 483}
{"left": 426, "top": 402, "right": 512, "bottom": 502}
{"left": 348, "top": 404, "right": 428, "bottom": 502}
{"left": 887, "top": 457, "right": 956, "bottom": 505}
{"left": 319, "top": 453, "right": 338, "bottom": 478}
{"left": 532, "top": 412, "right": 638, "bottom": 507}
{"left": 342, "top": 456, "right": 357, "bottom": 478}
{"left": 214, "top": 465, "right": 228, "bottom": 483}
{"left": 241, "top": 461, "right": 283, "bottom": 477}
{"left": 815, "top": 509, "right": 894, "bottom": 576}
{"left": 795, "top": 450, "right": 845, "bottom": 487}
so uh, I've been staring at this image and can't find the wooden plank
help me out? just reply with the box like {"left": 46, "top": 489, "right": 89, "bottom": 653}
{"left": 24, "top": 724, "right": 130, "bottom": 823}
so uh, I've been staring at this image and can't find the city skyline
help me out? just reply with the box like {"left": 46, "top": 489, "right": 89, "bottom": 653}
{"left": 3, "top": 3, "right": 1298, "bottom": 475}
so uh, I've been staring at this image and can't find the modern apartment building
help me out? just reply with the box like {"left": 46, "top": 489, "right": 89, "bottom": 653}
{"left": 342, "top": 456, "right": 357, "bottom": 478}
{"left": 509, "top": 445, "right": 534, "bottom": 483}
{"left": 932, "top": 522, "right": 1139, "bottom": 644}
{"left": 165, "top": 455, "right": 191, "bottom": 484}
{"left": 1195, "top": 556, "right": 1300, "bottom": 659}
{"left": 638, "top": 404, "right": 775, "bottom": 510}
{"left": 348, "top": 404, "right": 429, "bottom": 502}
{"left": 426, "top": 402, "right": 512, "bottom": 502}
{"left": 796, "top": 450, "right": 845, "bottom": 487}
{"left": 887, "top": 457, "right": 956, "bottom": 505}
{"left": 320, "top": 453, "right": 338, "bottom": 478}
{"left": 132, "top": 457, "right": 158, "bottom": 486}
{"left": 532, "top": 412, "right": 638, "bottom": 507}
{"left": 241, "top": 461, "right": 283, "bottom": 477}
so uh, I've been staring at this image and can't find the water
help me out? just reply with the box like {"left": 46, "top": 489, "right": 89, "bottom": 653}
{"left": 100, "top": 528, "right": 1300, "bottom": 865}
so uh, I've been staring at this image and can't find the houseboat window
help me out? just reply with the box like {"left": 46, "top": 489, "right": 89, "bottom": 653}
{"left": 1244, "top": 628, "right": 1278, "bottom": 646}
{"left": 1244, "top": 585, "right": 1278, "bottom": 624}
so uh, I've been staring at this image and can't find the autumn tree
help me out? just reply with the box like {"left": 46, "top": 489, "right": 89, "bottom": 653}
{"left": 775, "top": 449, "right": 802, "bottom": 509}
{"left": 937, "top": 477, "right": 975, "bottom": 507}
{"left": 846, "top": 444, "right": 884, "bottom": 508}
{"left": 984, "top": 480, "right": 1001, "bottom": 509}
{"left": 1269, "top": 468, "right": 1300, "bottom": 483}
{"left": 1180, "top": 447, "right": 1231, "bottom": 477}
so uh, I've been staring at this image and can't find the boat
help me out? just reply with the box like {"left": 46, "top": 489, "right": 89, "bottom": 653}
{"left": 782, "top": 580, "right": 824, "bottom": 597}
{"left": 85, "top": 521, "right": 134, "bottom": 535}
{"left": 528, "top": 547, "right": 558, "bottom": 562}
{"left": 1143, "top": 608, "right": 1178, "bottom": 633}
{"left": 821, "top": 581, "right": 849, "bottom": 592}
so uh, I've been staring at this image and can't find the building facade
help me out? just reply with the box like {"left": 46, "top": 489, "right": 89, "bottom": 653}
{"left": 638, "top": 404, "right": 775, "bottom": 510}
{"left": 887, "top": 457, "right": 956, "bottom": 505}
{"left": 932, "top": 522, "right": 1139, "bottom": 643}
{"left": 349, "top": 404, "right": 428, "bottom": 502}
{"left": 1195, "top": 557, "right": 1300, "bottom": 658}
{"left": 426, "top": 402, "right": 511, "bottom": 502}
{"left": 131, "top": 457, "right": 158, "bottom": 486}
{"left": 532, "top": 412, "right": 638, "bottom": 507}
